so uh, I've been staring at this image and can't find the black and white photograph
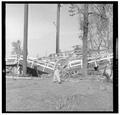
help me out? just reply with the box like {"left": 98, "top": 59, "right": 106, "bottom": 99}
{"left": 2, "top": 1, "right": 118, "bottom": 113}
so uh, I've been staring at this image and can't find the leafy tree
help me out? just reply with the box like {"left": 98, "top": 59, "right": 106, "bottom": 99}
{"left": 72, "top": 45, "right": 82, "bottom": 55}
{"left": 11, "top": 40, "right": 23, "bottom": 61}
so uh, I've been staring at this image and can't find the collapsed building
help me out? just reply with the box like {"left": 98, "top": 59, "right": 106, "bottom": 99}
{"left": 6, "top": 49, "right": 113, "bottom": 80}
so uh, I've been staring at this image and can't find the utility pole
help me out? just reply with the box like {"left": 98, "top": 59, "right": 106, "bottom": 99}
{"left": 56, "top": 4, "right": 60, "bottom": 54}
{"left": 23, "top": 4, "right": 28, "bottom": 76}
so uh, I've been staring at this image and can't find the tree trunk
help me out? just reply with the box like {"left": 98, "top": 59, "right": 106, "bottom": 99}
{"left": 82, "top": 4, "right": 89, "bottom": 77}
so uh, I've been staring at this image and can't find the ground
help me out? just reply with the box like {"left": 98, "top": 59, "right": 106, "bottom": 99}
{"left": 6, "top": 75, "right": 113, "bottom": 112}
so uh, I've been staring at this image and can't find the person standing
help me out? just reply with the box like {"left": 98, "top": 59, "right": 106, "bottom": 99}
{"left": 53, "top": 64, "right": 61, "bottom": 84}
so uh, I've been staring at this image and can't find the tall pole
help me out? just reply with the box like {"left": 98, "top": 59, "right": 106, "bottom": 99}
{"left": 56, "top": 4, "right": 60, "bottom": 54}
{"left": 23, "top": 4, "right": 28, "bottom": 76}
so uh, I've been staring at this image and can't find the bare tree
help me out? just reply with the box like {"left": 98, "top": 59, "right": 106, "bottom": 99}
{"left": 68, "top": 4, "right": 113, "bottom": 77}
{"left": 88, "top": 4, "right": 113, "bottom": 52}
{"left": 68, "top": 4, "right": 89, "bottom": 77}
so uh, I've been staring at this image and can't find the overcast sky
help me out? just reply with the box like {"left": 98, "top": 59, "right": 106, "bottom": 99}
{"left": 6, "top": 4, "right": 82, "bottom": 58}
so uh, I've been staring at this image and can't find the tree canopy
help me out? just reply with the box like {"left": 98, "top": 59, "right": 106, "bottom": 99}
{"left": 11, "top": 40, "right": 23, "bottom": 58}
{"left": 68, "top": 4, "right": 113, "bottom": 77}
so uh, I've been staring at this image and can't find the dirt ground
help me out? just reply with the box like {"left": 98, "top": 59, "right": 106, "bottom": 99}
{"left": 6, "top": 76, "right": 113, "bottom": 112}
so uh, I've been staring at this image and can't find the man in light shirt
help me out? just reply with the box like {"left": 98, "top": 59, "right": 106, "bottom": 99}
{"left": 53, "top": 64, "right": 61, "bottom": 84}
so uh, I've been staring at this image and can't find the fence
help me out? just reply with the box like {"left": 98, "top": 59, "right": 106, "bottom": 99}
{"left": 6, "top": 52, "right": 113, "bottom": 75}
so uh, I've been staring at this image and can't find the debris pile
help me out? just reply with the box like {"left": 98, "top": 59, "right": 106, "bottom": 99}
{"left": 6, "top": 50, "right": 113, "bottom": 81}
